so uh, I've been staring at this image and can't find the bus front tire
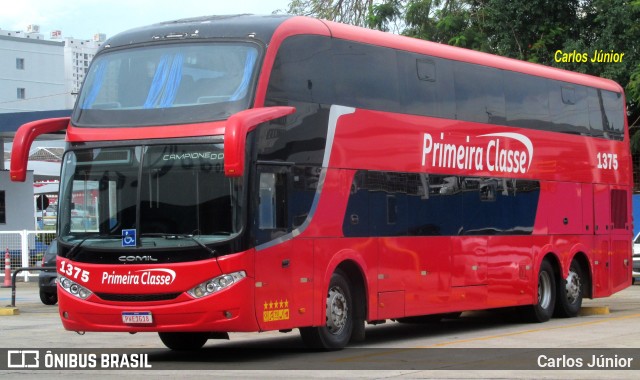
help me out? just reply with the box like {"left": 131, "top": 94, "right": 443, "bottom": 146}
{"left": 300, "top": 269, "right": 353, "bottom": 350}
{"left": 554, "top": 260, "right": 584, "bottom": 318}
{"left": 525, "top": 260, "right": 556, "bottom": 322}
{"left": 158, "top": 332, "right": 209, "bottom": 350}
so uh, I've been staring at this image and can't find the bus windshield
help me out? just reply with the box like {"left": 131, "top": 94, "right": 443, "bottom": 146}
{"left": 73, "top": 42, "right": 260, "bottom": 127}
{"left": 58, "top": 143, "right": 243, "bottom": 250}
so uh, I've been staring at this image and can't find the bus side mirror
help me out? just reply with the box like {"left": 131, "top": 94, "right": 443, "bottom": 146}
{"left": 224, "top": 106, "right": 295, "bottom": 177}
{"left": 10, "top": 117, "right": 69, "bottom": 182}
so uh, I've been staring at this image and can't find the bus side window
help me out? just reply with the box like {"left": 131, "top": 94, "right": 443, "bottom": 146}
{"left": 504, "top": 71, "right": 551, "bottom": 131}
{"left": 266, "top": 35, "right": 334, "bottom": 104}
{"left": 331, "top": 40, "right": 400, "bottom": 113}
{"left": 589, "top": 88, "right": 624, "bottom": 140}
{"left": 397, "top": 52, "right": 455, "bottom": 119}
{"left": 453, "top": 61, "right": 506, "bottom": 124}
{"left": 549, "top": 81, "right": 589, "bottom": 135}
{"left": 588, "top": 87, "right": 605, "bottom": 138}
{"left": 258, "top": 172, "right": 287, "bottom": 230}
{"left": 602, "top": 90, "right": 624, "bottom": 141}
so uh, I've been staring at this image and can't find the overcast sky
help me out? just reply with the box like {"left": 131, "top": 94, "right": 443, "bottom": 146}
{"left": 1, "top": 0, "right": 292, "bottom": 40}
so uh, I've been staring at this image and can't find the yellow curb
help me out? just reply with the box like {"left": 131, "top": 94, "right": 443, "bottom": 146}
{"left": 0, "top": 307, "right": 20, "bottom": 316}
{"left": 579, "top": 306, "right": 610, "bottom": 316}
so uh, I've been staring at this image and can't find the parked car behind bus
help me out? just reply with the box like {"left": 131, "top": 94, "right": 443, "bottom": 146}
{"left": 38, "top": 240, "right": 57, "bottom": 305}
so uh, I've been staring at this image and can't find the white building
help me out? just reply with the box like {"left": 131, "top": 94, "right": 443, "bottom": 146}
{"left": 0, "top": 26, "right": 67, "bottom": 113}
{"left": 63, "top": 34, "right": 105, "bottom": 106}
{"left": 0, "top": 25, "right": 104, "bottom": 112}
{"left": 0, "top": 26, "right": 104, "bottom": 230}
{"left": 0, "top": 170, "right": 35, "bottom": 231}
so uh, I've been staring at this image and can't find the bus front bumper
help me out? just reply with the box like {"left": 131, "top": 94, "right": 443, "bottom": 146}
{"left": 57, "top": 278, "right": 259, "bottom": 333}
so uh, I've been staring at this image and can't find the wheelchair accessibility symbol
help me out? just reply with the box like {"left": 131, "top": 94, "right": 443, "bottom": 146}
{"left": 122, "top": 229, "right": 136, "bottom": 247}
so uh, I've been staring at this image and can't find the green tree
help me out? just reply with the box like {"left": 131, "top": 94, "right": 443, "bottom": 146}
{"left": 368, "top": 0, "right": 404, "bottom": 32}
{"left": 286, "top": 0, "right": 375, "bottom": 27}
{"left": 473, "top": 0, "right": 580, "bottom": 64}
{"left": 367, "top": 1, "right": 487, "bottom": 49}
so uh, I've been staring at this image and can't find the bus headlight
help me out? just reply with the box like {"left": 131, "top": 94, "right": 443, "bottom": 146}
{"left": 187, "top": 271, "right": 246, "bottom": 299}
{"left": 58, "top": 275, "right": 92, "bottom": 300}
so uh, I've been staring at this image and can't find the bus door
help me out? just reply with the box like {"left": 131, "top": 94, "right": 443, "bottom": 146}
{"left": 594, "top": 184, "right": 631, "bottom": 294}
{"left": 592, "top": 184, "right": 611, "bottom": 296}
{"left": 609, "top": 186, "right": 632, "bottom": 292}
{"left": 253, "top": 164, "right": 314, "bottom": 330}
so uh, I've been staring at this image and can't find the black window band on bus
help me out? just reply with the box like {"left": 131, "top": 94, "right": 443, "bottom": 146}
{"left": 342, "top": 171, "right": 541, "bottom": 238}
{"left": 266, "top": 35, "right": 625, "bottom": 142}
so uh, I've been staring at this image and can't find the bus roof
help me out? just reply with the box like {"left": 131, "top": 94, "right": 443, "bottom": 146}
{"left": 102, "top": 14, "right": 292, "bottom": 50}
{"left": 318, "top": 18, "right": 624, "bottom": 94}
{"left": 102, "top": 14, "right": 623, "bottom": 94}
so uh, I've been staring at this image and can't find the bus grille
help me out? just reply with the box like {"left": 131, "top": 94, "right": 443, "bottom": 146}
{"left": 96, "top": 293, "right": 181, "bottom": 302}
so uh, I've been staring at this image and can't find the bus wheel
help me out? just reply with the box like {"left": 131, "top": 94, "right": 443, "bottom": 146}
{"left": 526, "top": 260, "right": 556, "bottom": 322}
{"left": 554, "top": 260, "right": 584, "bottom": 318}
{"left": 158, "top": 332, "right": 209, "bottom": 350}
{"left": 300, "top": 270, "right": 353, "bottom": 350}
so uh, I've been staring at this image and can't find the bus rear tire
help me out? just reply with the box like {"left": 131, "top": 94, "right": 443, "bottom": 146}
{"left": 525, "top": 260, "right": 556, "bottom": 323}
{"left": 300, "top": 269, "right": 353, "bottom": 350}
{"left": 554, "top": 260, "right": 584, "bottom": 318}
{"left": 158, "top": 332, "right": 209, "bottom": 350}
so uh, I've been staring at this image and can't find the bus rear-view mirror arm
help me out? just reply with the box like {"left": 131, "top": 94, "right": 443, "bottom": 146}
{"left": 224, "top": 106, "right": 296, "bottom": 177}
{"left": 10, "top": 117, "right": 70, "bottom": 182}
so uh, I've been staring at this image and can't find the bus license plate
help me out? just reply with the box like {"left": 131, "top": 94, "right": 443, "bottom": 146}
{"left": 122, "top": 312, "right": 153, "bottom": 324}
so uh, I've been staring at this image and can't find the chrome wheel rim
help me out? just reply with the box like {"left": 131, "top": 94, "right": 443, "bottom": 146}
{"left": 326, "top": 286, "right": 348, "bottom": 335}
{"left": 565, "top": 270, "right": 581, "bottom": 304}
{"left": 538, "top": 270, "right": 552, "bottom": 309}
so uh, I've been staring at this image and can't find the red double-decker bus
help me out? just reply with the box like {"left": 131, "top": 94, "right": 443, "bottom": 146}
{"left": 11, "top": 15, "right": 632, "bottom": 350}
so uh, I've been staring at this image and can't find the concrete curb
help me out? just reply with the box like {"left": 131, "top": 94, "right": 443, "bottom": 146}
{"left": 579, "top": 306, "right": 610, "bottom": 316}
{"left": 0, "top": 307, "right": 20, "bottom": 316}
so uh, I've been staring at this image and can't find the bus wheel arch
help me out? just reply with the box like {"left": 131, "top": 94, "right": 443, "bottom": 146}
{"left": 555, "top": 252, "right": 590, "bottom": 318}
{"left": 299, "top": 260, "right": 367, "bottom": 349}
{"left": 335, "top": 260, "right": 367, "bottom": 343}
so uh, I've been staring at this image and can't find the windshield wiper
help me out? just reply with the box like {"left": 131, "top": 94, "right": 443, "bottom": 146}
{"left": 139, "top": 233, "right": 218, "bottom": 257}
{"left": 64, "top": 234, "right": 121, "bottom": 260}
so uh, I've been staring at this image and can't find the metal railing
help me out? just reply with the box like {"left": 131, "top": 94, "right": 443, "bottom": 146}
{"left": 7, "top": 267, "right": 52, "bottom": 307}
{"left": 0, "top": 230, "right": 56, "bottom": 281}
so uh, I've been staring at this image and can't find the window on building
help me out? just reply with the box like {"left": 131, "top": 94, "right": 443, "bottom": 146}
{"left": 16, "top": 58, "right": 25, "bottom": 70}
{"left": 0, "top": 191, "right": 6, "bottom": 224}
{"left": 17, "top": 88, "right": 25, "bottom": 99}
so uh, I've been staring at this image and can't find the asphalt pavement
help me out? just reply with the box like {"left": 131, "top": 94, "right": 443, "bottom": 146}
{"left": 1, "top": 280, "right": 640, "bottom": 378}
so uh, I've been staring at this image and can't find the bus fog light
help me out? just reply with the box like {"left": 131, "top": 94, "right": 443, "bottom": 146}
{"left": 187, "top": 271, "right": 246, "bottom": 299}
